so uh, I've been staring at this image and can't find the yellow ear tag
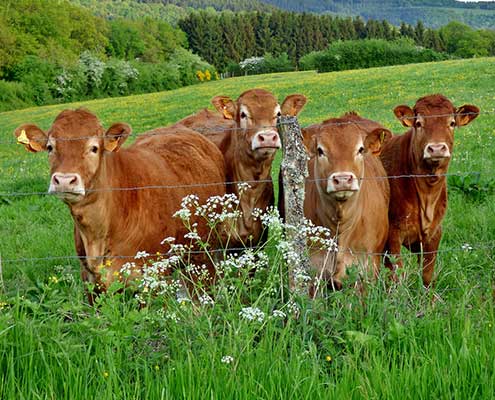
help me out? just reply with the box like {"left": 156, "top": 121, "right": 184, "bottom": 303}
{"left": 380, "top": 131, "right": 385, "bottom": 143}
{"left": 17, "top": 129, "right": 30, "bottom": 145}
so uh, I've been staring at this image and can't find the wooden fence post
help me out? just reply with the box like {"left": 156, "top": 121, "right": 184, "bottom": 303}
{"left": 278, "top": 116, "right": 311, "bottom": 294}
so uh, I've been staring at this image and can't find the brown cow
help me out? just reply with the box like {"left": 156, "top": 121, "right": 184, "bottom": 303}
{"left": 303, "top": 114, "right": 392, "bottom": 292}
{"left": 380, "top": 94, "right": 479, "bottom": 286}
{"left": 176, "top": 108, "right": 235, "bottom": 148}
{"left": 14, "top": 108, "right": 226, "bottom": 302}
{"left": 184, "top": 89, "right": 307, "bottom": 247}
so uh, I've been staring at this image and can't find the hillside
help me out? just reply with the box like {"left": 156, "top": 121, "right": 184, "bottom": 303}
{"left": 70, "top": 0, "right": 274, "bottom": 25}
{"left": 262, "top": 0, "right": 495, "bottom": 28}
{"left": 73, "top": 0, "right": 495, "bottom": 28}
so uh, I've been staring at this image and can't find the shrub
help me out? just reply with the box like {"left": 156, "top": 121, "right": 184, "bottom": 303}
{"left": 169, "top": 48, "right": 216, "bottom": 86}
{"left": 261, "top": 53, "right": 294, "bottom": 73}
{"left": 7, "top": 55, "right": 61, "bottom": 105}
{"left": 306, "top": 39, "right": 449, "bottom": 73}
{"left": 0, "top": 80, "right": 35, "bottom": 112}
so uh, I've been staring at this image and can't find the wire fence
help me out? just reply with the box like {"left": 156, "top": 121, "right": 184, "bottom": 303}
{"left": 3, "top": 109, "right": 493, "bottom": 145}
{"left": 3, "top": 242, "right": 494, "bottom": 266}
{"left": 1, "top": 108, "right": 494, "bottom": 269}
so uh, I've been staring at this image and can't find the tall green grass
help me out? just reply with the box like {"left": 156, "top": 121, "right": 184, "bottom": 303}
{"left": 1, "top": 58, "right": 494, "bottom": 399}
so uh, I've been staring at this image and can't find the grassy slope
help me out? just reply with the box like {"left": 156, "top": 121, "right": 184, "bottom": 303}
{"left": 0, "top": 58, "right": 494, "bottom": 398}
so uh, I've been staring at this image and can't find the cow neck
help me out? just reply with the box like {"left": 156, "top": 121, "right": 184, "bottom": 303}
{"left": 406, "top": 129, "right": 447, "bottom": 240}
{"left": 221, "top": 129, "right": 275, "bottom": 243}
{"left": 66, "top": 153, "right": 122, "bottom": 268}
{"left": 314, "top": 170, "right": 363, "bottom": 242}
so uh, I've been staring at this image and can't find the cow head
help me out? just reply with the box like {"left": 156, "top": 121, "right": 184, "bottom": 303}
{"left": 306, "top": 121, "right": 391, "bottom": 201}
{"left": 394, "top": 94, "right": 479, "bottom": 168}
{"left": 14, "top": 108, "right": 131, "bottom": 204}
{"left": 212, "top": 89, "right": 306, "bottom": 161}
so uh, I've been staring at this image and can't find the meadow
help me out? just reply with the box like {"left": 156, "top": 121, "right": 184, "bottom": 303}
{"left": 0, "top": 58, "right": 494, "bottom": 399}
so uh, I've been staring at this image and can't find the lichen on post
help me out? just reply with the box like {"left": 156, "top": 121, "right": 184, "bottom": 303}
{"left": 278, "top": 115, "right": 311, "bottom": 294}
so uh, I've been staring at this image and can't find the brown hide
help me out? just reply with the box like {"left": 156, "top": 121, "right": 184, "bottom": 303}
{"left": 176, "top": 108, "right": 236, "bottom": 148}
{"left": 183, "top": 89, "right": 306, "bottom": 247}
{"left": 15, "top": 109, "right": 226, "bottom": 300}
{"left": 303, "top": 115, "right": 391, "bottom": 291}
{"left": 379, "top": 94, "right": 479, "bottom": 286}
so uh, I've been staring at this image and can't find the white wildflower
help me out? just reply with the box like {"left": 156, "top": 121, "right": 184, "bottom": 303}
{"left": 135, "top": 251, "right": 150, "bottom": 259}
{"left": 239, "top": 307, "right": 265, "bottom": 323}
{"left": 221, "top": 355, "right": 234, "bottom": 364}
{"left": 198, "top": 293, "right": 215, "bottom": 307}
{"left": 272, "top": 310, "right": 286, "bottom": 319}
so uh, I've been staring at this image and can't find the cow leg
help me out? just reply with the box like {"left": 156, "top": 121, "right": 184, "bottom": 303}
{"left": 384, "top": 228, "right": 403, "bottom": 282}
{"left": 420, "top": 227, "right": 442, "bottom": 287}
{"left": 74, "top": 226, "right": 97, "bottom": 305}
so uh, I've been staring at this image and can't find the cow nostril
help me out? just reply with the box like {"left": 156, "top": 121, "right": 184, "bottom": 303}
{"left": 53, "top": 176, "right": 60, "bottom": 185}
{"left": 259, "top": 135, "right": 265, "bottom": 142}
{"left": 69, "top": 176, "right": 77, "bottom": 185}
{"left": 347, "top": 175, "right": 353, "bottom": 183}
{"left": 272, "top": 135, "right": 277, "bottom": 141}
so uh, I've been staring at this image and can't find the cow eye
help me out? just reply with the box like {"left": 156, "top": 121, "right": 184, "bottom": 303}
{"left": 358, "top": 146, "right": 365, "bottom": 155}
{"left": 450, "top": 120, "right": 456, "bottom": 128}
{"left": 91, "top": 146, "right": 98, "bottom": 154}
{"left": 46, "top": 144, "right": 53, "bottom": 153}
{"left": 240, "top": 112, "right": 247, "bottom": 119}
{"left": 276, "top": 111, "right": 281, "bottom": 117}
{"left": 415, "top": 120, "right": 422, "bottom": 128}
{"left": 317, "top": 147, "right": 325, "bottom": 157}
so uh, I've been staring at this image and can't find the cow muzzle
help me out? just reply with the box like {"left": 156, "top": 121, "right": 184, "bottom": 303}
{"left": 49, "top": 173, "right": 85, "bottom": 202}
{"left": 327, "top": 172, "right": 359, "bottom": 201}
{"left": 423, "top": 142, "right": 450, "bottom": 161}
{"left": 251, "top": 130, "right": 281, "bottom": 152}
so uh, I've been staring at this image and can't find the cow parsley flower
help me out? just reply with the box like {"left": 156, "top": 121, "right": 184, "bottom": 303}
{"left": 135, "top": 251, "right": 150, "bottom": 259}
{"left": 239, "top": 307, "right": 265, "bottom": 323}
{"left": 272, "top": 310, "right": 286, "bottom": 319}
{"left": 198, "top": 294, "right": 215, "bottom": 307}
{"left": 221, "top": 355, "right": 234, "bottom": 364}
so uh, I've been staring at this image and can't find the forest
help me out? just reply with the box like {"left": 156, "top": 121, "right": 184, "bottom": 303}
{"left": 1, "top": 0, "right": 494, "bottom": 112}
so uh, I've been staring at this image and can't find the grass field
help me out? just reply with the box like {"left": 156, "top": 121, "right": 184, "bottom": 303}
{"left": 1, "top": 58, "right": 495, "bottom": 399}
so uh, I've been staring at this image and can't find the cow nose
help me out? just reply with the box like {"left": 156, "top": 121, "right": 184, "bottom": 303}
{"left": 332, "top": 173, "right": 355, "bottom": 189}
{"left": 51, "top": 173, "right": 80, "bottom": 189}
{"left": 252, "top": 131, "right": 281, "bottom": 150}
{"left": 426, "top": 143, "right": 450, "bottom": 158}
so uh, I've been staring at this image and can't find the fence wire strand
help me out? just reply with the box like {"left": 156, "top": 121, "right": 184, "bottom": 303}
{"left": 2, "top": 242, "right": 494, "bottom": 266}
{"left": 0, "top": 171, "right": 487, "bottom": 198}
{"left": 2, "top": 109, "right": 494, "bottom": 145}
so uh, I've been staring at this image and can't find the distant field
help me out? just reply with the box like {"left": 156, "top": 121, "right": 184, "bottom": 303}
{"left": 1, "top": 58, "right": 494, "bottom": 399}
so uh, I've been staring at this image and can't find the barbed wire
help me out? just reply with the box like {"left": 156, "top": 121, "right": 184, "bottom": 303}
{"left": 2, "top": 242, "right": 493, "bottom": 265}
{"left": 0, "top": 171, "right": 486, "bottom": 198}
{"left": 2, "top": 109, "right": 493, "bottom": 146}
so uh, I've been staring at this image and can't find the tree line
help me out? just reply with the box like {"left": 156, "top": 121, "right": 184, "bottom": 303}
{"left": 180, "top": 10, "right": 493, "bottom": 71}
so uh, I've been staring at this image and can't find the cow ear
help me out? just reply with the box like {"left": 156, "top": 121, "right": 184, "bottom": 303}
{"left": 104, "top": 123, "right": 131, "bottom": 152}
{"left": 456, "top": 104, "right": 479, "bottom": 127}
{"left": 14, "top": 124, "right": 48, "bottom": 153}
{"left": 393, "top": 105, "right": 414, "bottom": 127}
{"left": 302, "top": 128, "right": 318, "bottom": 157}
{"left": 281, "top": 94, "right": 307, "bottom": 116}
{"left": 211, "top": 96, "right": 236, "bottom": 120}
{"left": 364, "top": 128, "right": 392, "bottom": 156}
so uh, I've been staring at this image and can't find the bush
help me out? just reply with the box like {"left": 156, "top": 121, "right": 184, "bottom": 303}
{"left": 237, "top": 53, "right": 295, "bottom": 76}
{"left": 0, "top": 80, "right": 35, "bottom": 112}
{"left": 261, "top": 53, "right": 294, "bottom": 73}
{"left": 169, "top": 48, "right": 216, "bottom": 86}
{"left": 304, "top": 39, "right": 449, "bottom": 73}
{"left": 7, "top": 55, "right": 61, "bottom": 105}
{"left": 129, "top": 62, "right": 181, "bottom": 93}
